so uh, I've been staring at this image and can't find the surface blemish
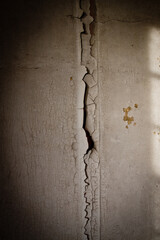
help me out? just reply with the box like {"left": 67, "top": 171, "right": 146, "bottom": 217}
{"left": 123, "top": 104, "right": 138, "bottom": 128}
{"left": 123, "top": 106, "right": 134, "bottom": 125}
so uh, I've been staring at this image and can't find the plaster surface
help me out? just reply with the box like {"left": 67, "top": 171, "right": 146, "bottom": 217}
{"left": 0, "top": 1, "right": 87, "bottom": 239}
{"left": 97, "top": 0, "right": 160, "bottom": 239}
{"left": 1, "top": 0, "right": 160, "bottom": 240}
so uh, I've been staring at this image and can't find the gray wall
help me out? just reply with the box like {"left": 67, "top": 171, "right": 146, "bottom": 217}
{"left": 97, "top": 0, "right": 160, "bottom": 239}
{"left": 1, "top": 0, "right": 160, "bottom": 239}
{"left": 0, "top": 1, "right": 86, "bottom": 239}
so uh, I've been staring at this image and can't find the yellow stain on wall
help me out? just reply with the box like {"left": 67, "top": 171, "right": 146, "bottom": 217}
{"left": 123, "top": 106, "right": 134, "bottom": 125}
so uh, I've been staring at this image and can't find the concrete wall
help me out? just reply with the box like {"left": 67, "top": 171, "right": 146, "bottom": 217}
{"left": 1, "top": 0, "right": 160, "bottom": 240}
{"left": 0, "top": 1, "right": 87, "bottom": 239}
{"left": 97, "top": 0, "right": 160, "bottom": 239}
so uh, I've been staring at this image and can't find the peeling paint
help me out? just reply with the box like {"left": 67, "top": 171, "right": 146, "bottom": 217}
{"left": 79, "top": 0, "right": 100, "bottom": 239}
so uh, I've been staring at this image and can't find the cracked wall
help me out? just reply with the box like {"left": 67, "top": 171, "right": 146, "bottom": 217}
{"left": 80, "top": 0, "right": 100, "bottom": 239}
{"left": 1, "top": 0, "right": 160, "bottom": 240}
{"left": 0, "top": 0, "right": 88, "bottom": 239}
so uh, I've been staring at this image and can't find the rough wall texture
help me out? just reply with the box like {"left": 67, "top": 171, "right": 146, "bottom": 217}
{"left": 80, "top": 0, "right": 100, "bottom": 239}
{"left": 1, "top": 0, "right": 160, "bottom": 240}
{"left": 97, "top": 0, "right": 160, "bottom": 239}
{"left": 0, "top": 1, "right": 87, "bottom": 239}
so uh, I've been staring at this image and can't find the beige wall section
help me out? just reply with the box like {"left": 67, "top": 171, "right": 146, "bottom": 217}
{"left": 0, "top": 1, "right": 87, "bottom": 239}
{"left": 97, "top": 0, "right": 160, "bottom": 239}
{"left": 1, "top": 0, "right": 160, "bottom": 240}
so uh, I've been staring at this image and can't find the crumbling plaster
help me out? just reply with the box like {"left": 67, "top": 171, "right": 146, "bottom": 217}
{"left": 1, "top": 0, "right": 160, "bottom": 240}
{"left": 78, "top": 0, "right": 100, "bottom": 239}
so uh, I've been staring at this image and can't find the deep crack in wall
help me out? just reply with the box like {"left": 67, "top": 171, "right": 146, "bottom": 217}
{"left": 79, "top": 0, "right": 100, "bottom": 239}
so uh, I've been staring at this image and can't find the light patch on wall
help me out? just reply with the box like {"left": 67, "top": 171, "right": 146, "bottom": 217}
{"left": 149, "top": 28, "right": 160, "bottom": 176}
{"left": 149, "top": 28, "right": 160, "bottom": 75}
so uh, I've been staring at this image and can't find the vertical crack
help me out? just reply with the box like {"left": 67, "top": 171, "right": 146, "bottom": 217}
{"left": 83, "top": 76, "right": 94, "bottom": 153}
{"left": 79, "top": 0, "right": 99, "bottom": 239}
{"left": 80, "top": 11, "right": 93, "bottom": 240}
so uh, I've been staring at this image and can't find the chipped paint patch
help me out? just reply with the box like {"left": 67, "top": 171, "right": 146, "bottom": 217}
{"left": 153, "top": 131, "right": 160, "bottom": 135}
{"left": 80, "top": 0, "right": 99, "bottom": 239}
{"left": 123, "top": 106, "right": 134, "bottom": 125}
{"left": 123, "top": 104, "right": 138, "bottom": 128}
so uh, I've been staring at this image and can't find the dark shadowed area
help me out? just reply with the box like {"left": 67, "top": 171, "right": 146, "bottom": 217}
{"left": 0, "top": 0, "right": 84, "bottom": 239}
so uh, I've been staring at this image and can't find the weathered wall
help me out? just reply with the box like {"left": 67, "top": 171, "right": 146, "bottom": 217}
{"left": 0, "top": 1, "right": 87, "bottom": 239}
{"left": 1, "top": 0, "right": 160, "bottom": 240}
{"left": 97, "top": 0, "right": 160, "bottom": 239}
